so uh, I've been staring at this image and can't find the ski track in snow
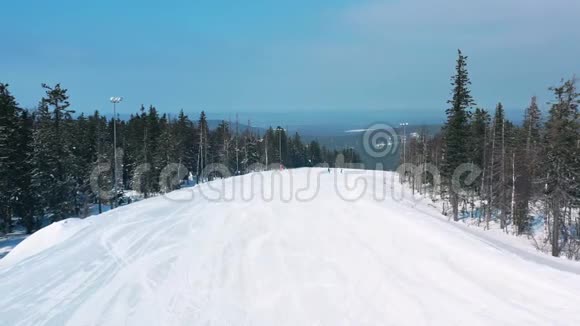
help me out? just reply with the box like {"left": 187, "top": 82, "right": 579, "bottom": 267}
{"left": 1, "top": 168, "right": 580, "bottom": 325}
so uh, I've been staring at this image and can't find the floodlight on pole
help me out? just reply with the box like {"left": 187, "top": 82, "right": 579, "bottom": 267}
{"left": 110, "top": 97, "right": 123, "bottom": 104}
{"left": 110, "top": 96, "right": 123, "bottom": 208}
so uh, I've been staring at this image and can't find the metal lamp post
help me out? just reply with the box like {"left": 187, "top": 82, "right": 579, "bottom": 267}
{"left": 399, "top": 122, "right": 409, "bottom": 165}
{"left": 276, "top": 126, "right": 284, "bottom": 164}
{"left": 110, "top": 96, "right": 123, "bottom": 208}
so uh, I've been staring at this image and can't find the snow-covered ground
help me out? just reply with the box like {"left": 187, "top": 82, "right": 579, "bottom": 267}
{"left": 1, "top": 168, "right": 579, "bottom": 325}
{"left": 0, "top": 218, "right": 91, "bottom": 268}
{"left": 0, "top": 231, "right": 27, "bottom": 260}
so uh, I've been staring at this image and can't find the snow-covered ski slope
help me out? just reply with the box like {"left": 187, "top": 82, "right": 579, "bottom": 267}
{"left": 1, "top": 168, "right": 580, "bottom": 325}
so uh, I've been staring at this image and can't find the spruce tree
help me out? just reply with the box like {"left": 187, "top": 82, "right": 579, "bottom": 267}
{"left": 513, "top": 97, "right": 542, "bottom": 234}
{"left": 136, "top": 106, "right": 161, "bottom": 196}
{"left": 494, "top": 103, "right": 507, "bottom": 228}
{"left": 13, "top": 110, "right": 35, "bottom": 232}
{"left": 544, "top": 78, "right": 580, "bottom": 257}
{"left": 263, "top": 127, "right": 276, "bottom": 166}
{"left": 174, "top": 110, "right": 195, "bottom": 181}
{"left": 89, "top": 111, "right": 111, "bottom": 214}
{"left": 308, "top": 140, "right": 322, "bottom": 166}
{"left": 212, "top": 120, "right": 231, "bottom": 169}
{"left": 470, "top": 108, "right": 490, "bottom": 194}
{"left": 0, "top": 83, "right": 22, "bottom": 233}
{"left": 156, "top": 114, "right": 179, "bottom": 193}
{"left": 443, "top": 50, "right": 475, "bottom": 221}
{"left": 196, "top": 111, "right": 209, "bottom": 181}
{"left": 31, "top": 84, "right": 75, "bottom": 222}
{"left": 289, "top": 132, "right": 307, "bottom": 168}
{"left": 243, "top": 134, "right": 260, "bottom": 170}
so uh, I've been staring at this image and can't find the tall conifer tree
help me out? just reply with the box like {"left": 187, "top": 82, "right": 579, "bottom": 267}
{"left": 443, "top": 50, "right": 475, "bottom": 221}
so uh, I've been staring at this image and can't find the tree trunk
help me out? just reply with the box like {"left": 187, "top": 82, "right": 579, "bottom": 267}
{"left": 500, "top": 118, "right": 506, "bottom": 229}
{"left": 552, "top": 199, "right": 560, "bottom": 257}
{"left": 511, "top": 151, "right": 516, "bottom": 234}
{"left": 451, "top": 192, "right": 459, "bottom": 221}
{"left": 487, "top": 121, "right": 496, "bottom": 230}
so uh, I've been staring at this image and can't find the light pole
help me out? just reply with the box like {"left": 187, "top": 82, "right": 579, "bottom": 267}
{"left": 276, "top": 126, "right": 284, "bottom": 165}
{"left": 399, "top": 122, "right": 409, "bottom": 165}
{"left": 110, "top": 96, "right": 123, "bottom": 208}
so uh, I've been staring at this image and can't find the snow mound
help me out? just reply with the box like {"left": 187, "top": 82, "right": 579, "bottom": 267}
{"left": 0, "top": 168, "right": 579, "bottom": 325}
{"left": 0, "top": 218, "right": 90, "bottom": 268}
{"left": 0, "top": 232, "right": 28, "bottom": 260}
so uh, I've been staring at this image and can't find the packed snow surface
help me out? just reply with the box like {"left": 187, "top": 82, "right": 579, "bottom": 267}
{"left": 1, "top": 168, "right": 580, "bottom": 325}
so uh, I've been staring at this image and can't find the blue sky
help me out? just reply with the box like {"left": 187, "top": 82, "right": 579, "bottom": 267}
{"left": 2, "top": 0, "right": 579, "bottom": 122}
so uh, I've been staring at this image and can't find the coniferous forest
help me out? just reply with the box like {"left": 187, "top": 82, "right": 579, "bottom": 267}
{"left": 400, "top": 50, "right": 579, "bottom": 259}
{"left": 0, "top": 83, "right": 360, "bottom": 234}
{"left": 0, "top": 50, "right": 578, "bottom": 260}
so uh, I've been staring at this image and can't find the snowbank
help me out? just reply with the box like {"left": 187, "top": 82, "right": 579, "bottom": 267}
{"left": 0, "top": 218, "right": 90, "bottom": 268}
{"left": 0, "top": 232, "right": 28, "bottom": 260}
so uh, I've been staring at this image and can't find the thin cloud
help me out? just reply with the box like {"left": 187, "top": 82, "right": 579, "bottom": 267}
{"left": 342, "top": 0, "right": 580, "bottom": 45}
